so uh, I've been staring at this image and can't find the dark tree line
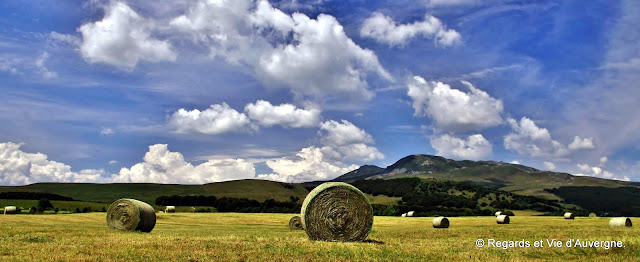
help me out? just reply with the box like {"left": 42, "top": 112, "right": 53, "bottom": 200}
{"left": 155, "top": 195, "right": 301, "bottom": 213}
{"left": 0, "top": 192, "right": 75, "bottom": 201}
{"left": 547, "top": 186, "right": 640, "bottom": 217}
{"left": 353, "top": 178, "right": 562, "bottom": 216}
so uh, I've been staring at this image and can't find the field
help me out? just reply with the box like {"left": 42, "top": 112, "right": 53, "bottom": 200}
{"left": 1, "top": 213, "right": 639, "bottom": 261}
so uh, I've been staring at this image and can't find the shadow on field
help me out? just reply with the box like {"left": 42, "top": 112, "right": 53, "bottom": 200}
{"left": 363, "top": 239, "right": 385, "bottom": 245}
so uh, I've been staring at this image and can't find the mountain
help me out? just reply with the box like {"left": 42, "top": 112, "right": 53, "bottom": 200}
{"left": 332, "top": 165, "right": 384, "bottom": 182}
{"left": 334, "top": 154, "right": 632, "bottom": 200}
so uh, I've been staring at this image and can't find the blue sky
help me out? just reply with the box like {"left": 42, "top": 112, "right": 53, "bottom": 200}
{"left": 1, "top": 0, "right": 639, "bottom": 185}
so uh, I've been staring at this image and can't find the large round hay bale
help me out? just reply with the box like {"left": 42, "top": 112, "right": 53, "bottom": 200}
{"left": 301, "top": 182, "right": 373, "bottom": 242}
{"left": 588, "top": 212, "right": 597, "bottom": 217}
{"left": 106, "top": 199, "right": 156, "bottom": 232}
{"left": 609, "top": 217, "right": 632, "bottom": 227}
{"left": 495, "top": 211, "right": 502, "bottom": 217}
{"left": 4, "top": 206, "right": 17, "bottom": 215}
{"left": 433, "top": 216, "right": 449, "bottom": 228}
{"left": 407, "top": 211, "right": 415, "bottom": 217}
{"left": 289, "top": 215, "right": 304, "bottom": 230}
{"left": 564, "top": 212, "right": 574, "bottom": 219}
{"left": 165, "top": 206, "right": 176, "bottom": 213}
{"left": 496, "top": 215, "right": 510, "bottom": 224}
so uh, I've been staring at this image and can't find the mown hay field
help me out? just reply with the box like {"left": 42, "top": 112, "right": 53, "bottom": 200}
{"left": 1, "top": 213, "right": 639, "bottom": 261}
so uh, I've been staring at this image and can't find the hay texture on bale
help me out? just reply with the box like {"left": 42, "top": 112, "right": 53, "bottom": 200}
{"left": 289, "top": 215, "right": 304, "bottom": 230}
{"left": 301, "top": 182, "right": 373, "bottom": 242}
{"left": 588, "top": 213, "right": 597, "bottom": 217}
{"left": 564, "top": 212, "right": 575, "bottom": 219}
{"left": 609, "top": 217, "right": 632, "bottom": 227}
{"left": 495, "top": 211, "right": 502, "bottom": 217}
{"left": 433, "top": 216, "right": 449, "bottom": 228}
{"left": 497, "top": 215, "right": 510, "bottom": 224}
{"left": 407, "top": 211, "right": 415, "bottom": 217}
{"left": 106, "top": 199, "right": 156, "bottom": 232}
{"left": 165, "top": 206, "right": 176, "bottom": 213}
{"left": 4, "top": 206, "right": 18, "bottom": 215}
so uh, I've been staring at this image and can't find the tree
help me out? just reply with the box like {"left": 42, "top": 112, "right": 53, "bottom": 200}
{"left": 37, "top": 198, "right": 54, "bottom": 212}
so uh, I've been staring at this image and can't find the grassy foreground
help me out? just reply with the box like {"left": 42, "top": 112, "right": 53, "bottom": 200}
{"left": 1, "top": 213, "right": 639, "bottom": 261}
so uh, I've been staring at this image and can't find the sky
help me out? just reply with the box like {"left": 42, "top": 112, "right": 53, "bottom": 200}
{"left": 1, "top": 0, "right": 639, "bottom": 185}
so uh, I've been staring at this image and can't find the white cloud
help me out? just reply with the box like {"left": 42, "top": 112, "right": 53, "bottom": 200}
{"left": 100, "top": 127, "right": 114, "bottom": 135}
{"left": 244, "top": 100, "right": 320, "bottom": 128}
{"left": 574, "top": 163, "right": 629, "bottom": 181}
{"left": 0, "top": 142, "right": 104, "bottom": 185}
{"left": 113, "top": 144, "right": 255, "bottom": 184}
{"left": 568, "top": 136, "right": 595, "bottom": 151}
{"left": 258, "top": 146, "right": 359, "bottom": 183}
{"left": 504, "top": 117, "right": 595, "bottom": 158}
{"left": 600, "top": 156, "right": 608, "bottom": 166}
{"left": 168, "top": 103, "right": 251, "bottom": 135}
{"left": 360, "top": 12, "right": 461, "bottom": 47}
{"left": 430, "top": 134, "right": 492, "bottom": 160}
{"left": 35, "top": 52, "right": 57, "bottom": 79}
{"left": 108, "top": 160, "right": 118, "bottom": 165}
{"left": 171, "top": 0, "right": 391, "bottom": 101}
{"left": 407, "top": 76, "right": 503, "bottom": 132}
{"left": 258, "top": 119, "right": 383, "bottom": 182}
{"left": 78, "top": 1, "right": 176, "bottom": 69}
{"left": 543, "top": 161, "right": 556, "bottom": 170}
{"left": 510, "top": 160, "right": 520, "bottom": 164}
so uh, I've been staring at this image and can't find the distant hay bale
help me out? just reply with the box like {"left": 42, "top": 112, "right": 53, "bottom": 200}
{"left": 495, "top": 211, "right": 502, "bottom": 217}
{"left": 401, "top": 213, "right": 407, "bottom": 217}
{"left": 165, "top": 206, "right": 176, "bottom": 213}
{"left": 433, "top": 217, "right": 449, "bottom": 228}
{"left": 289, "top": 216, "right": 304, "bottom": 230}
{"left": 564, "top": 212, "right": 574, "bottom": 219}
{"left": 4, "top": 206, "right": 18, "bottom": 215}
{"left": 106, "top": 199, "right": 156, "bottom": 232}
{"left": 589, "top": 213, "right": 597, "bottom": 218}
{"left": 496, "top": 215, "right": 510, "bottom": 224}
{"left": 190, "top": 207, "right": 196, "bottom": 213}
{"left": 301, "top": 182, "right": 373, "bottom": 242}
{"left": 407, "top": 211, "right": 415, "bottom": 217}
{"left": 609, "top": 217, "right": 632, "bottom": 227}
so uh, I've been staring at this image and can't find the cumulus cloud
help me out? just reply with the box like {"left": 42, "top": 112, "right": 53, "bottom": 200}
{"left": 78, "top": 1, "right": 176, "bottom": 69}
{"left": 430, "top": 134, "right": 492, "bottom": 160}
{"left": 574, "top": 163, "right": 629, "bottom": 181}
{"left": 113, "top": 144, "right": 255, "bottom": 184}
{"left": 543, "top": 161, "right": 556, "bottom": 170}
{"left": 504, "top": 117, "right": 595, "bottom": 158}
{"left": 360, "top": 12, "right": 461, "bottom": 47}
{"left": 407, "top": 76, "right": 503, "bottom": 132}
{"left": 170, "top": 0, "right": 391, "bottom": 100}
{"left": 600, "top": 156, "right": 608, "bottom": 166}
{"left": 510, "top": 160, "right": 520, "bottom": 164}
{"left": 244, "top": 100, "right": 320, "bottom": 128}
{"left": 258, "top": 119, "right": 383, "bottom": 182}
{"left": 168, "top": 103, "right": 251, "bottom": 135}
{"left": 100, "top": 127, "right": 114, "bottom": 135}
{"left": 0, "top": 142, "right": 104, "bottom": 185}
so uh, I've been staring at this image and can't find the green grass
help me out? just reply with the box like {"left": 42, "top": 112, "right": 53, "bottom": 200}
{"left": 1, "top": 213, "right": 638, "bottom": 261}
{"left": 0, "top": 200, "right": 110, "bottom": 212}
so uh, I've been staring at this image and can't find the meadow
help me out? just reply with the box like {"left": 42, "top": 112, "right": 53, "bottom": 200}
{"left": 0, "top": 213, "right": 638, "bottom": 261}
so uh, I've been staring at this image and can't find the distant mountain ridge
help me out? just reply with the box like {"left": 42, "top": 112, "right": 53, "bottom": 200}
{"left": 333, "top": 154, "right": 632, "bottom": 200}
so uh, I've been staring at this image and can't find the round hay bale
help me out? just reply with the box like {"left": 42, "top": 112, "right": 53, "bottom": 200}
{"left": 301, "top": 182, "right": 373, "bottom": 242}
{"left": 496, "top": 215, "right": 510, "bottom": 224}
{"left": 165, "top": 206, "right": 176, "bottom": 213}
{"left": 495, "top": 211, "right": 502, "bottom": 217}
{"left": 564, "top": 212, "right": 574, "bottom": 219}
{"left": 401, "top": 213, "right": 407, "bottom": 217}
{"left": 289, "top": 215, "right": 304, "bottom": 230}
{"left": 609, "top": 217, "right": 632, "bottom": 227}
{"left": 4, "top": 206, "right": 17, "bottom": 215}
{"left": 588, "top": 212, "right": 597, "bottom": 218}
{"left": 189, "top": 207, "right": 196, "bottom": 213}
{"left": 433, "top": 216, "right": 449, "bottom": 228}
{"left": 407, "top": 211, "right": 415, "bottom": 217}
{"left": 106, "top": 199, "right": 156, "bottom": 232}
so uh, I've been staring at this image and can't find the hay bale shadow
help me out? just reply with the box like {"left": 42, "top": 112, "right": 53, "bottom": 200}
{"left": 363, "top": 239, "right": 385, "bottom": 245}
